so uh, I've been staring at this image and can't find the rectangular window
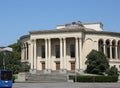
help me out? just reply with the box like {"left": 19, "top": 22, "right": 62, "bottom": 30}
{"left": 55, "top": 45, "right": 60, "bottom": 58}
{"left": 41, "top": 45, "right": 45, "bottom": 58}
{"left": 70, "top": 44, "right": 75, "bottom": 58}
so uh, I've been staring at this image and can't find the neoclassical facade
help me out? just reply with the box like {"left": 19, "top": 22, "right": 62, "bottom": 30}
{"left": 20, "top": 22, "right": 120, "bottom": 74}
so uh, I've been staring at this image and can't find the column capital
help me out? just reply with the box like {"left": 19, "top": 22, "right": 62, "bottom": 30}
{"left": 62, "top": 37, "right": 66, "bottom": 39}
{"left": 30, "top": 39, "right": 36, "bottom": 43}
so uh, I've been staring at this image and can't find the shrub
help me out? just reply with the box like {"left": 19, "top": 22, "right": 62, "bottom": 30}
{"left": 106, "top": 66, "right": 118, "bottom": 76}
{"left": 74, "top": 75, "right": 118, "bottom": 82}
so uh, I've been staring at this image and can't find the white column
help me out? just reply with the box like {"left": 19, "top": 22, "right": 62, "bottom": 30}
{"left": 115, "top": 41, "right": 118, "bottom": 59}
{"left": 79, "top": 38, "right": 82, "bottom": 70}
{"left": 21, "top": 44, "right": 25, "bottom": 61}
{"left": 103, "top": 41, "right": 106, "bottom": 55}
{"left": 30, "top": 40, "right": 34, "bottom": 69}
{"left": 33, "top": 39, "right": 37, "bottom": 69}
{"left": 75, "top": 37, "right": 79, "bottom": 70}
{"left": 48, "top": 38, "right": 51, "bottom": 70}
{"left": 63, "top": 38, "right": 66, "bottom": 70}
{"left": 45, "top": 39, "right": 48, "bottom": 69}
{"left": 60, "top": 38, "right": 63, "bottom": 69}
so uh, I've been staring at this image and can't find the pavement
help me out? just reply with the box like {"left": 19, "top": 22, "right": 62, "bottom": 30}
{"left": 13, "top": 82, "right": 120, "bottom": 88}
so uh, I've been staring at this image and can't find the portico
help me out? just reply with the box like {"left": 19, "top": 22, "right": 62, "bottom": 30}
{"left": 26, "top": 36, "right": 83, "bottom": 73}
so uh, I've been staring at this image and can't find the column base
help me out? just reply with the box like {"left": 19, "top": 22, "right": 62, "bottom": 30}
{"left": 44, "top": 69, "right": 51, "bottom": 74}
{"left": 30, "top": 69, "right": 37, "bottom": 74}
{"left": 59, "top": 69, "right": 67, "bottom": 74}
{"left": 75, "top": 69, "right": 84, "bottom": 74}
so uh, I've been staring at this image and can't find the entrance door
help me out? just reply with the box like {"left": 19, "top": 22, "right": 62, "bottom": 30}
{"left": 56, "top": 62, "right": 60, "bottom": 70}
{"left": 71, "top": 62, "right": 75, "bottom": 71}
{"left": 42, "top": 63, "right": 45, "bottom": 70}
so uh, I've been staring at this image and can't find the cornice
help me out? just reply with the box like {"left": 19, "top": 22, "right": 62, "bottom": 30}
{"left": 29, "top": 28, "right": 86, "bottom": 34}
{"left": 86, "top": 31, "right": 120, "bottom": 37}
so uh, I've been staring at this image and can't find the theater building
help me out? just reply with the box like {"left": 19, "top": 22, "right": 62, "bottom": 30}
{"left": 20, "top": 22, "right": 120, "bottom": 74}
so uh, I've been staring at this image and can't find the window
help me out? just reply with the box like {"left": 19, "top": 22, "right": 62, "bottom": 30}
{"left": 98, "top": 39, "right": 104, "bottom": 52}
{"left": 70, "top": 44, "right": 75, "bottom": 58}
{"left": 41, "top": 45, "right": 45, "bottom": 58}
{"left": 106, "top": 40, "right": 110, "bottom": 58}
{"left": 26, "top": 43, "right": 29, "bottom": 60}
{"left": 55, "top": 45, "right": 60, "bottom": 58}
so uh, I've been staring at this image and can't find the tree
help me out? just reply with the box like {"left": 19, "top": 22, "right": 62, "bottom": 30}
{"left": 85, "top": 49, "right": 109, "bottom": 75}
{"left": 9, "top": 40, "right": 30, "bottom": 73}
{"left": 0, "top": 51, "right": 21, "bottom": 74}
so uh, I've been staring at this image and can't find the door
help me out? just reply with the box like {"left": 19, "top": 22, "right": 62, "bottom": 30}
{"left": 42, "top": 63, "right": 45, "bottom": 70}
{"left": 56, "top": 62, "right": 60, "bottom": 70}
{"left": 71, "top": 62, "right": 75, "bottom": 71}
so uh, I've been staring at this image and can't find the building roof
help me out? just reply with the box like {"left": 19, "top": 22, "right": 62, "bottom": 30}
{"left": 20, "top": 22, "right": 120, "bottom": 39}
{"left": 29, "top": 26, "right": 96, "bottom": 34}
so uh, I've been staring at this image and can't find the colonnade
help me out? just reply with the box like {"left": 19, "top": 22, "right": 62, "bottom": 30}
{"left": 98, "top": 39, "right": 120, "bottom": 59}
{"left": 22, "top": 37, "right": 83, "bottom": 72}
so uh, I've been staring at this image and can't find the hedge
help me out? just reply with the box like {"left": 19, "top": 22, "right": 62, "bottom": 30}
{"left": 74, "top": 75, "right": 118, "bottom": 82}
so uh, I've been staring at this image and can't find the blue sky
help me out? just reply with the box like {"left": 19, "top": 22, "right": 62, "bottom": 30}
{"left": 0, "top": 0, "right": 120, "bottom": 46}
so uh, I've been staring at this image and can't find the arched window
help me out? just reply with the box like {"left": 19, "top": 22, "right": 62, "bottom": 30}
{"left": 118, "top": 41, "right": 120, "bottom": 59}
{"left": 23, "top": 43, "right": 26, "bottom": 60}
{"left": 26, "top": 42, "right": 29, "bottom": 60}
{"left": 106, "top": 40, "right": 110, "bottom": 58}
{"left": 98, "top": 39, "right": 104, "bottom": 53}
{"left": 112, "top": 40, "right": 116, "bottom": 59}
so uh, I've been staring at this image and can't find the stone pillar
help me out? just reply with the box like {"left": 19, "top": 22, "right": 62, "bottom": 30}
{"left": 33, "top": 39, "right": 37, "bottom": 70}
{"left": 21, "top": 44, "right": 24, "bottom": 61}
{"left": 79, "top": 38, "right": 83, "bottom": 73}
{"left": 30, "top": 40, "right": 36, "bottom": 74}
{"left": 63, "top": 38, "right": 67, "bottom": 73}
{"left": 103, "top": 41, "right": 106, "bottom": 56}
{"left": 75, "top": 37, "right": 79, "bottom": 72}
{"left": 44, "top": 39, "right": 51, "bottom": 74}
{"left": 115, "top": 42, "right": 118, "bottom": 59}
{"left": 30, "top": 40, "right": 34, "bottom": 69}
{"left": 45, "top": 39, "right": 48, "bottom": 69}
{"left": 60, "top": 38, "right": 63, "bottom": 69}
{"left": 25, "top": 43, "right": 28, "bottom": 60}
{"left": 48, "top": 38, "right": 51, "bottom": 71}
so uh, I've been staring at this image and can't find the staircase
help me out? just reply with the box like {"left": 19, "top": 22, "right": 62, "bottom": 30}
{"left": 25, "top": 72, "right": 68, "bottom": 83}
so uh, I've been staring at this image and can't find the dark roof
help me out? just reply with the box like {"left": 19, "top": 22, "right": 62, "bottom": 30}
{"left": 20, "top": 35, "right": 30, "bottom": 40}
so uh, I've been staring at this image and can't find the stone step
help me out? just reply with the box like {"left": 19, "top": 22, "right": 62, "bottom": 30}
{"left": 26, "top": 73, "right": 67, "bottom": 82}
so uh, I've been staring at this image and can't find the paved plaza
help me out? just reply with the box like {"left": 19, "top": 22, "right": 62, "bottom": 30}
{"left": 13, "top": 82, "right": 120, "bottom": 88}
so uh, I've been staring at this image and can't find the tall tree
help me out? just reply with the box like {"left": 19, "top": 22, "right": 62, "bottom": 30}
{"left": 85, "top": 49, "right": 109, "bottom": 75}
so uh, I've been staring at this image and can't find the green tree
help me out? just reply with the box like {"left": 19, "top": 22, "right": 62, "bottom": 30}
{"left": 9, "top": 40, "right": 30, "bottom": 73}
{"left": 85, "top": 49, "right": 109, "bottom": 75}
{"left": 0, "top": 51, "right": 21, "bottom": 73}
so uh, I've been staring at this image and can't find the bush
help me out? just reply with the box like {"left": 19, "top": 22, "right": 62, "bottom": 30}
{"left": 106, "top": 66, "right": 118, "bottom": 76}
{"left": 74, "top": 75, "right": 118, "bottom": 82}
